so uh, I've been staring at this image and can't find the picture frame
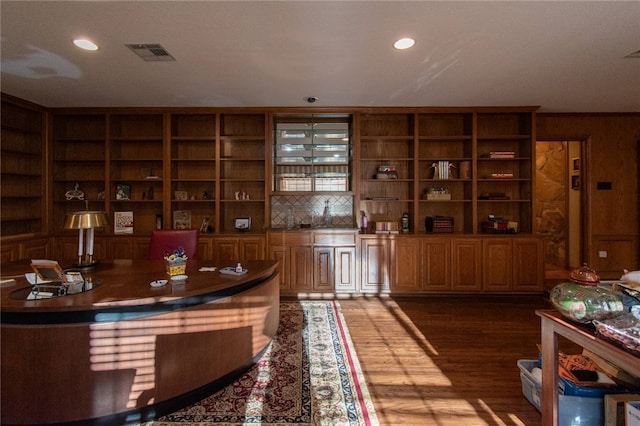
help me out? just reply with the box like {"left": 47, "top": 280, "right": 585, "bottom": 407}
{"left": 199, "top": 217, "right": 210, "bottom": 233}
{"left": 174, "top": 190, "right": 188, "bottom": 201}
{"left": 572, "top": 157, "right": 581, "bottom": 172}
{"left": 116, "top": 184, "right": 131, "bottom": 200}
{"left": 173, "top": 210, "right": 192, "bottom": 229}
{"left": 571, "top": 175, "right": 581, "bottom": 190}
{"left": 233, "top": 217, "right": 251, "bottom": 231}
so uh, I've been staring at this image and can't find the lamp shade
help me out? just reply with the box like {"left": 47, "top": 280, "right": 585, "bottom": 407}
{"left": 64, "top": 211, "right": 109, "bottom": 230}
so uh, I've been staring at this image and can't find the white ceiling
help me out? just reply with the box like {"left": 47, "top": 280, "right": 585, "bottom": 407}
{"left": 1, "top": 1, "right": 639, "bottom": 112}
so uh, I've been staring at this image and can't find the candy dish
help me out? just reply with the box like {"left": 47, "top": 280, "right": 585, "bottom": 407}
{"left": 150, "top": 279, "right": 168, "bottom": 287}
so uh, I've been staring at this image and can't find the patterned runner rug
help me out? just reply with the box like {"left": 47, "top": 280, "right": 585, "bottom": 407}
{"left": 148, "top": 301, "right": 378, "bottom": 426}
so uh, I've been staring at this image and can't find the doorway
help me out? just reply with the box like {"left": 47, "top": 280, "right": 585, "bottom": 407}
{"left": 535, "top": 140, "right": 583, "bottom": 273}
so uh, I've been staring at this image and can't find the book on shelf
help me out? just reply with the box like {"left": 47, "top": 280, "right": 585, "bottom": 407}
{"left": 375, "top": 221, "right": 400, "bottom": 233}
{"left": 488, "top": 151, "right": 515, "bottom": 159}
{"left": 490, "top": 173, "right": 514, "bottom": 179}
{"left": 173, "top": 210, "right": 192, "bottom": 229}
{"left": 425, "top": 216, "right": 454, "bottom": 233}
{"left": 114, "top": 211, "right": 134, "bottom": 234}
{"left": 479, "top": 192, "right": 511, "bottom": 200}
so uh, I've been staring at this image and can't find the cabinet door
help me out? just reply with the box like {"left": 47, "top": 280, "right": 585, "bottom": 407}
{"left": 269, "top": 246, "right": 289, "bottom": 291}
{"left": 513, "top": 238, "right": 543, "bottom": 291}
{"left": 22, "top": 238, "right": 51, "bottom": 260}
{"left": 451, "top": 238, "right": 482, "bottom": 292}
{"left": 132, "top": 237, "right": 150, "bottom": 260}
{"left": 422, "top": 238, "right": 451, "bottom": 292}
{"left": 313, "top": 247, "right": 334, "bottom": 291}
{"left": 55, "top": 236, "right": 107, "bottom": 263}
{"left": 335, "top": 246, "right": 357, "bottom": 293}
{"left": 107, "top": 237, "right": 133, "bottom": 260}
{"left": 360, "top": 238, "right": 390, "bottom": 293}
{"left": 1, "top": 243, "right": 18, "bottom": 263}
{"left": 290, "top": 246, "right": 313, "bottom": 291}
{"left": 240, "top": 237, "right": 265, "bottom": 260}
{"left": 215, "top": 238, "right": 239, "bottom": 263}
{"left": 482, "top": 239, "right": 513, "bottom": 291}
{"left": 391, "top": 238, "right": 421, "bottom": 292}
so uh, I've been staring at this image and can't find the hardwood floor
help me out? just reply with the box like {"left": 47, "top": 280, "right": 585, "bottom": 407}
{"left": 335, "top": 294, "right": 578, "bottom": 426}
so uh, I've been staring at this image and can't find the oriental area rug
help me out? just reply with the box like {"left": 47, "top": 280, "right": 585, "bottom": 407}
{"left": 148, "top": 301, "right": 378, "bottom": 426}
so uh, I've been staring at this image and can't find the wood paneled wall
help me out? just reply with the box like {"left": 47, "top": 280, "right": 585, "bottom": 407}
{"left": 537, "top": 114, "right": 640, "bottom": 277}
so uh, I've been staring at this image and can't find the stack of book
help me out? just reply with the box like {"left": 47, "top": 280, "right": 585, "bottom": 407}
{"left": 482, "top": 216, "right": 518, "bottom": 233}
{"left": 479, "top": 192, "right": 510, "bottom": 200}
{"left": 425, "top": 216, "right": 454, "bottom": 233}
{"left": 375, "top": 164, "right": 398, "bottom": 179}
{"left": 375, "top": 221, "right": 400, "bottom": 234}
{"left": 488, "top": 151, "right": 515, "bottom": 158}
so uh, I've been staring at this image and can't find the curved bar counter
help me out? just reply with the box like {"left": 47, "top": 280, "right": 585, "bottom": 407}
{"left": 1, "top": 259, "right": 280, "bottom": 425}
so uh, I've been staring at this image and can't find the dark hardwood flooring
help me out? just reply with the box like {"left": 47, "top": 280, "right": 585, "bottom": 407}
{"left": 336, "top": 294, "right": 580, "bottom": 426}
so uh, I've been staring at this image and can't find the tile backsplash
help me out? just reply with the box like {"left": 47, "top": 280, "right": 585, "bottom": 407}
{"left": 271, "top": 195, "right": 354, "bottom": 228}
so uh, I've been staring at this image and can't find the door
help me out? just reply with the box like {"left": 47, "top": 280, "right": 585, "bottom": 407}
{"left": 535, "top": 140, "right": 584, "bottom": 271}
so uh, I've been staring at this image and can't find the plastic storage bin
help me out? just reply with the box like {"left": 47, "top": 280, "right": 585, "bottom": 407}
{"left": 518, "top": 359, "right": 604, "bottom": 426}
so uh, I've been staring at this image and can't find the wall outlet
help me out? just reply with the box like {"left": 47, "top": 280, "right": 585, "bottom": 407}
{"left": 598, "top": 251, "right": 608, "bottom": 258}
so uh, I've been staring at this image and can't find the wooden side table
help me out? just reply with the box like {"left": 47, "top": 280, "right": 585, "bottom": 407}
{"left": 536, "top": 309, "right": 640, "bottom": 425}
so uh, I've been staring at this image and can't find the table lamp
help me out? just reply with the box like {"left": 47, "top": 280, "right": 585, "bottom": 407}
{"left": 64, "top": 209, "right": 109, "bottom": 269}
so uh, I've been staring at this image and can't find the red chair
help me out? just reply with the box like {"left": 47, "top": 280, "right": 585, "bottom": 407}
{"left": 147, "top": 229, "right": 199, "bottom": 260}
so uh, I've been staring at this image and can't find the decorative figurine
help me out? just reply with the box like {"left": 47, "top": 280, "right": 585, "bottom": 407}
{"left": 65, "top": 183, "right": 85, "bottom": 200}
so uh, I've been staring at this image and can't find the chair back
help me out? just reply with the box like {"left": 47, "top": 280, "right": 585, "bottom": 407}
{"left": 147, "top": 229, "right": 199, "bottom": 260}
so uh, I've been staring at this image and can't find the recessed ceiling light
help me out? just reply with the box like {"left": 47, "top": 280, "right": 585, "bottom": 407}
{"left": 394, "top": 38, "right": 415, "bottom": 50}
{"left": 73, "top": 39, "right": 99, "bottom": 51}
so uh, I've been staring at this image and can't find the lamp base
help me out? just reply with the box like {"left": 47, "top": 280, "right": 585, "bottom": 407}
{"left": 73, "top": 261, "right": 99, "bottom": 271}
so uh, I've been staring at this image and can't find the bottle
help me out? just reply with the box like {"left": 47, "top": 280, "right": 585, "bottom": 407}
{"left": 236, "top": 262, "right": 243, "bottom": 273}
{"left": 360, "top": 211, "right": 368, "bottom": 234}
{"left": 286, "top": 207, "right": 295, "bottom": 229}
{"left": 323, "top": 200, "right": 331, "bottom": 227}
{"left": 402, "top": 212, "right": 409, "bottom": 233}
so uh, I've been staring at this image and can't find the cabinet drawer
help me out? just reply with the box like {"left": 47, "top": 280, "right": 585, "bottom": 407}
{"left": 314, "top": 232, "right": 356, "bottom": 245}
{"left": 268, "top": 232, "right": 312, "bottom": 246}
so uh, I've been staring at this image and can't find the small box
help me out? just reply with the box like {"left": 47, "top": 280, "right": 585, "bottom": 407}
{"left": 627, "top": 401, "right": 640, "bottom": 426}
{"left": 426, "top": 193, "right": 451, "bottom": 200}
{"left": 166, "top": 258, "right": 187, "bottom": 277}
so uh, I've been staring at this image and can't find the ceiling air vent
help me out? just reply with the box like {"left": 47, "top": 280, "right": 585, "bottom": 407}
{"left": 125, "top": 43, "right": 176, "bottom": 61}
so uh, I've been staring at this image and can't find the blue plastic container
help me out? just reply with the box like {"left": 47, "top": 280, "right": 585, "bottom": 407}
{"left": 518, "top": 359, "right": 604, "bottom": 426}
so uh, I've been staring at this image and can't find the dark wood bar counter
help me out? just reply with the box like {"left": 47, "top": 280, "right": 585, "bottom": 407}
{"left": 1, "top": 259, "right": 280, "bottom": 425}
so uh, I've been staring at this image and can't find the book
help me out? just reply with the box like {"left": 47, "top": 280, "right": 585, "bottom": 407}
{"left": 488, "top": 151, "right": 515, "bottom": 159}
{"left": 114, "top": 211, "right": 134, "bottom": 234}
{"left": 173, "top": 210, "right": 192, "bottom": 229}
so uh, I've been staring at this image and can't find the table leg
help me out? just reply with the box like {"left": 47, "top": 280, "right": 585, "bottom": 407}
{"left": 541, "top": 317, "right": 559, "bottom": 425}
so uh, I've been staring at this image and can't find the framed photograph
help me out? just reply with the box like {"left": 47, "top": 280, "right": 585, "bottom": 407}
{"left": 116, "top": 184, "right": 130, "bottom": 200}
{"left": 571, "top": 175, "right": 581, "bottom": 190}
{"left": 572, "top": 157, "right": 581, "bottom": 172}
{"left": 199, "top": 217, "right": 210, "bottom": 233}
{"left": 233, "top": 217, "right": 251, "bottom": 231}
{"left": 173, "top": 210, "right": 192, "bottom": 229}
{"left": 174, "top": 190, "right": 188, "bottom": 201}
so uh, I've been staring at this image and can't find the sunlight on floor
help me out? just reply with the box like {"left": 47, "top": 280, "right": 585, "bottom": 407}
{"left": 343, "top": 296, "right": 538, "bottom": 426}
